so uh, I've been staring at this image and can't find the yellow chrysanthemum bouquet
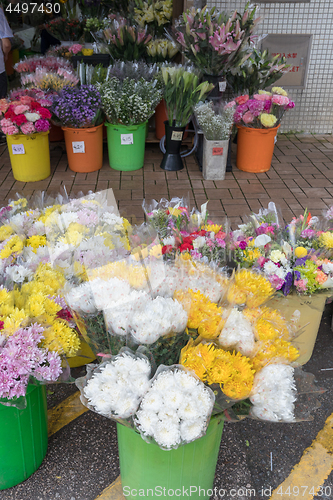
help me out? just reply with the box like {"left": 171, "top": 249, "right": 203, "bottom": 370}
{"left": 175, "top": 267, "right": 309, "bottom": 421}
{"left": 0, "top": 263, "right": 81, "bottom": 360}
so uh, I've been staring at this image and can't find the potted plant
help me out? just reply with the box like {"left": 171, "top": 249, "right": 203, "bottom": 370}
{"left": 171, "top": 3, "right": 259, "bottom": 99}
{"left": 194, "top": 100, "right": 235, "bottom": 180}
{"left": 98, "top": 76, "right": 162, "bottom": 171}
{"left": 232, "top": 87, "right": 295, "bottom": 172}
{"left": 160, "top": 65, "right": 214, "bottom": 171}
{"left": 0, "top": 93, "right": 52, "bottom": 182}
{"left": 51, "top": 85, "right": 104, "bottom": 172}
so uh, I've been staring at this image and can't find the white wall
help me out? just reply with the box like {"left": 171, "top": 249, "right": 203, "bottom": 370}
{"left": 207, "top": 1, "right": 333, "bottom": 134}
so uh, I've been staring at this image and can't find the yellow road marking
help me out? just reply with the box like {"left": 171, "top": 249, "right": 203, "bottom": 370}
{"left": 95, "top": 476, "right": 124, "bottom": 500}
{"left": 48, "top": 391, "right": 88, "bottom": 437}
{"left": 270, "top": 412, "right": 333, "bottom": 499}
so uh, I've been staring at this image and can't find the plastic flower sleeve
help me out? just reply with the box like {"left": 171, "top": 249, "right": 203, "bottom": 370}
{"left": 225, "top": 268, "right": 276, "bottom": 309}
{"left": 142, "top": 196, "right": 191, "bottom": 239}
{"left": 0, "top": 322, "right": 65, "bottom": 409}
{"left": 180, "top": 339, "right": 255, "bottom": 409}
{"left": 75, "top": 348, "right": 152, "bottom": 427}
{"left": 134, "top": 364, "right": 215, "bottom": 450}
{"left": 64, "top": 277, "right": 128, "bottom": 360}
{"left": 249, "top": 364, "right": 325, "bottom": 423}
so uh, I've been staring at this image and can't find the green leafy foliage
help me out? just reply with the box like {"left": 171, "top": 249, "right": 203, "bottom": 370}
{"left": 162, "top": 66, "right": 214, "bottom": 127}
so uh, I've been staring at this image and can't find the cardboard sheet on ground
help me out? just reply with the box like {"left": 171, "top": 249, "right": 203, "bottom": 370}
{"left": 269, "top": 293, "right": 330, "bottom": 365}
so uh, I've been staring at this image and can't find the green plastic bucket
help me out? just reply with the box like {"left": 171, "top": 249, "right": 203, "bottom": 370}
{"left": 0, "top": 383, "right": 48, "bottom": 490}
{"left": 105, "top": 121, "right": 147, "bottom": 171}
{"left": 117, "top": 415, "right": 224, "bottom": 499}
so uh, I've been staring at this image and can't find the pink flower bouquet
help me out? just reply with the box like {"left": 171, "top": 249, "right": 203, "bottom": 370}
{"left": 14, "top": 55, "right": 73, "bottom": 74}
{"left": 0, "top": 94, "right": 52, "bottom": 136}
{"left": 232, "top": 87, "right": 295, "bottom": 129}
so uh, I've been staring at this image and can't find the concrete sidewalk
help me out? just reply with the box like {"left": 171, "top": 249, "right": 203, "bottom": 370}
{"left": 0, "top": 133, "right": 333, "bottom": 227}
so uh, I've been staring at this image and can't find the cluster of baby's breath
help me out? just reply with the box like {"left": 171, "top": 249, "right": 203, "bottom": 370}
{"left": 195, "top": 101, "right": 234, "bottom": 141}
{"left": 98, "top": 77, "right": 162, "bottom": 126}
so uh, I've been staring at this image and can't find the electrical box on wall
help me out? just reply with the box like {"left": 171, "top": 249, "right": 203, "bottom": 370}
{"left": 261, "top": 34, "right": 312, "bottom": 89}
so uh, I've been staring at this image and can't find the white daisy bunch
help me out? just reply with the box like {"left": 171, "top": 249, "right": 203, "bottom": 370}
{"left": 130, "top": 297, "right": 188, "bottom": 344}
{"left": 262, "top": 249, "right": 292, "bottom": 287}
{"left": 81, "top": 351, "right": 151, "bottom": 419}
{"left": 90, "top": 277, "right": 131, "bottom": 310}
{"left": 150, "top": 263, "right": 223, "bottom": 303}
{"left": 64, "top": 281, "right": 97, "bottom": 314}
{"left": 9, "top": 208, "right": 42, "bottom": 236}
{"left": 4, "top": 264, "right": 34, "bottom": 285}
{"left": 219, "top": 308, "right": 255, "bottom": 356}
{"left": 104, "top": 290, "right": 151, "bottom": 336}
{"left": 250, "top": 364, "right": 297, "bottom": 422}
{"left": 134, "top": 366, "right": 215, "bottom": 449}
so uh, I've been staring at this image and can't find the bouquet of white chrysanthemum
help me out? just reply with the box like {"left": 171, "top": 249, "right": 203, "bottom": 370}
{"left": 76, "top": 349, "right": 152, "bottom": 421}
{"left": 250, "top": 363, "right": 297, "bottom": 422}
{"left": 134, "top": 365, "right": 215, "bottom": 449}
{"left": 65, "top": 250, "right": 191, "bottom": 366}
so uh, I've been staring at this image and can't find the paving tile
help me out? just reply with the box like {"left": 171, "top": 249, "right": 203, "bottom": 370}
{"left": 205, "top": 188, "right": 232, "bottom": 199}
{"left": 1, "top": 134, "right": 333, "bottom": 232}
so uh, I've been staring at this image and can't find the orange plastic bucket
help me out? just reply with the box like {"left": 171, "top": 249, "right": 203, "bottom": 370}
{"left": 155, "top": 100, "right": 168, "bottom": 140}
{"left": 236, "top": 124, "right": 280, "bottom": 173}
{"left": 62, "top": 123, "right": 103, "bottom": 173}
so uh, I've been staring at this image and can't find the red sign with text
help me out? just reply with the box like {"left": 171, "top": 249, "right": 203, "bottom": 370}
{"left": 212, "top": 147, "right": 223, "bottom": 156}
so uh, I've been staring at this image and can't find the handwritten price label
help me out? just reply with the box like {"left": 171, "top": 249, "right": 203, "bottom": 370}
{"left": 171, "top": 131, "right": 183, "bottom": 141}
{"left": 219, "top": 81, "right": 227, "bottom": 92}
{"left": 11, "top": 144, "right": 25, "bottom": 155}
{"left": 72, "top": 141, "right": 85, "bottom": 154}
{"left": 212, "top": 147, "right": 223, "bottom": 156}
{"left": 121, "top": 134, "right": 134, "bottom": 145}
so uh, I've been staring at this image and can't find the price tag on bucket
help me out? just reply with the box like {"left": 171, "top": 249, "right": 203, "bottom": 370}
{"left": 219, "top": 81, "right": 227, "bottom": 92}
{"left": 72, "top": 141, "right": 85, "bottom": 153}
{"left": 121, "top": 134, "right": 134, "bottom": 145}
{"left": 171, "top": 131, "right": 183, "bottom": 141}
{"left": 11, "top": 144, "right": 25, "bottom": 155}
{"left": 212, "top": 147, "right": 223, "bottom": 156}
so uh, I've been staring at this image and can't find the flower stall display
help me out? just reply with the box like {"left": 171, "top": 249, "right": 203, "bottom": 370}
{"left": 0, "top": 94, "right": 52, "bottom": 182}
{"left": 133, "top": 0, "right": 173, "bottom": 38}
{"left": 51, "top": 85, "right": 104, "bottom": 172}
{"left": 0, "top": 264, "right": 79, "bottom": 488}
{"left": 44, "top": 17, "right": 86, "bottom": 42}
{"left": 14, "top": 55, "right": 73, "bottom": 75}
{"left": 227, "top": 48, "right": 289, "bottom": 97}
{"left": 98, "top": 76, "right": 162, "bottom": 170}
{"left": 160, "top": 66, "right": 214, "bottom": 171}
{"left": 78, "top": 0, "right": 114, "bottom": 21}
{"left": 194, "top": 100, "right": 235, "bottom": 180}
{"left": 171, "top": 4, "right": 259, "bottom": 98}
{"left": 73, "top": 248, "right": 321, "bottom": 498}
{"left": 0, "top": 189, "right": 327, "bottom": 493}
{"left": 102, "top": 15, "right": 152, "bottom": 62}
{"left": 21, "top": 67, "right": 79, "bottom": 92}
{"left": 146, "top": 38, "right": 178, "bottom": 63}
{"left": 232, "top": 87, "right": 295, "bottom": 172}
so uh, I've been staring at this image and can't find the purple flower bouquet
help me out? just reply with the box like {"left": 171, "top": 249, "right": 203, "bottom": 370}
{"left": 51, "top": 85, "right": 103, "bottom": 129}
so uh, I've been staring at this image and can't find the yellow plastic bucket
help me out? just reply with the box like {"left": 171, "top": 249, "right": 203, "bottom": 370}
{"left": 7, "top": 132, "right": 51, "bottom": 182}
